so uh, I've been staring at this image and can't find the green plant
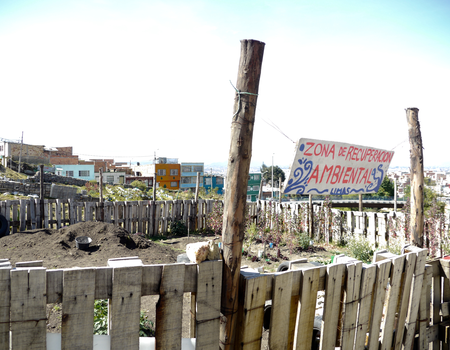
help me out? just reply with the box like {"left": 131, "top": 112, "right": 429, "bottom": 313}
{"left": 93, "top": 300, "right": 155, "bottom": 337}
{"left": 347, "top": 235, "right": 374, "bottom": 263}
{"left": 139, "top": 312, "right": 155, "bottom": 337}
{"left": 93, "top": 299, "right": 108, "bottom": 335}
{"left": 297, "top": 231, "right": 312, "bottom": 250}
{"left": 131, "top": 180, "right": 147, "bottom": 191}
{"left": 168, "top": 219, "right": 188, "bottom": 236}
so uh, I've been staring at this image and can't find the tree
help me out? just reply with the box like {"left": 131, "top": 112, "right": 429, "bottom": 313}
{"left": 373, "top": 176, "right": 395, "bottom": 197}
{"left": 260, "top": 163, "right": 285, "bottom": 185}
{"left": 404, "top": 184, "right": 445, "bottom": 215}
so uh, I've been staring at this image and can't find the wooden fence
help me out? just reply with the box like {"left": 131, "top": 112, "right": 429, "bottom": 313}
{"left": 3, "top": 248, "right": 450, "bottom": 350}
{"left": 0, "top": 198, "right": 423, "bottom": 248}
{"left": 0, "top": 199, "right": 217, "bottom": 236}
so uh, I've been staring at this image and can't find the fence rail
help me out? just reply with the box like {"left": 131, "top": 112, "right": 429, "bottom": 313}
{"left": 1, "top": 248, "right": 448, "bottom": 350}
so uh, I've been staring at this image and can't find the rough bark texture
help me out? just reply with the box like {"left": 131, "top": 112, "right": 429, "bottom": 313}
{"left": 220, "top": 39, "right": 265, "bottom": 349}
{"left": 406, "top": 107, "right": 424, "bottom": 247}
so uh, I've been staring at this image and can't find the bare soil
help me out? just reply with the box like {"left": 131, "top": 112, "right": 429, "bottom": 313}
{"left": 0, "top": 221, "right": 339, "bottom": 347}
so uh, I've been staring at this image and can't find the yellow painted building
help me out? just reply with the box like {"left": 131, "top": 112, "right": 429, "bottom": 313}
{"left": 155, "top": 162, "right": 180, "bottom": 190}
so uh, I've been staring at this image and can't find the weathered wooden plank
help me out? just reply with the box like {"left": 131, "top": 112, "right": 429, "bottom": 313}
{"left": 47, "top": 269, "right": 64, "bottom": 303}
{"left": 19, "top": 199, "right": 26, "bottom": 231}
{"left": 235, "top": 274, "right": 267, "bottom": 350}
{"left": 393, "top": 252, "right": 418, "bottom": 350}
{"left": 341, "top": 262, "right": 363, "bottom": 350}
{"left": 190, "top": 292, "right": 197, "bottom": 338}
{"left": 367, "top": 259, "right": 391, "bottom": 350}
{"left": 320, "top": 263, "right": 345, "bottom": 350}
{"left": 431, "top": 261, "right": 441, "bottom": 350}
{"left": 380, "top": 255, "right": 405, "bottom": 350}
{"left": 55, "top": 199, "right": 61, "bottom": 229}
{"left": 0, "top": 267, "right": 11, "bottom": 350}
{"left": 156, "top": 263, "right": 186, "bottom": 350}
{"left": 196, "top": 260, "right": 222, "bottom": 349}
{"left": 354, "top": 264, "right": 377, "bottom": 350}
{"left": 10, "top": 268, "right": 47, "bottom": 350}
{"left": 12, "top": 200, "right": 18, "bottom": 233}
{"left": 184, "top": 263, "right": 198, "bottom": 293}
{"left": 94, "top": 267, "right": 112, "bottom": 299}
{"left": 287, "top": 270, "right": 303, "bottom": 349}
{"left": 154, "top": 202, "right": 162, "bottom": 235}
{"left": 61, "top": 268, "right": 96, "bottom": 350}
{"left": 418, "top": 265, "right": 432, "bottom": 350}
{"left": 30, "top": 198, "right": 37, "bottom": 229}
{"left": 442, "top": 276, "right": 450, "bottom": 350}
{"left": 43, "top": 199, "right": 49, "bottom": 228}
{"left": 403, "top": 249, "right": 427, "bottom": 350}
{"left": 109, "top": 266, "right": 142, "bottom": 350}
{"left": 148, "top": 201, "right": 155, "bottom": 236}
{"left": 294, "top": 267, "right": 320, "bottom": 350}
{"left": 269, "top": 271, "right": 293, "bottom": 350}
{"left": 141, "top": 264, "right": 163, "bottom": 296}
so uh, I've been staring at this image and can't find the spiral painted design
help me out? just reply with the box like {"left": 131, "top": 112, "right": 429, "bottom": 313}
{"left": 284, "top": 158, "right": 313, "bottom": 194}
{"left": 366, "top": 164, "right": 384, "bottom": 192}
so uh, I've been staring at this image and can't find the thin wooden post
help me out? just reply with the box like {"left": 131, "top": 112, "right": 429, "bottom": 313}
{"left": 359, "top": 193, "right": 363, "bottom": 211}
{"left": 220, "top": 39, "right": 265, "bottom": 350}
{"left": 309, "top": 195, "right": 314, "bottom": 239}
{"left": 99, "top": 168, "right": 104, "bottom": 222}
{"left": 39, "top": 164, "right": 44, "bottom": 228}
{"left": 406, "top": 107, "right": 424, "bottom": 247}
{"left": 195, "top": 172, "right": 200, "bottom": 202}
{"left": 394, "top": 178, "right": 397, "bottom": 212}
{"left": 278, "top": 176, "right": 282, "bottom": 204}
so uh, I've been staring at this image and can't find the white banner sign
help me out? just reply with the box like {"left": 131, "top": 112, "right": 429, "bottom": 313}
{"left": 284, "top": 138, "right": 394, "bottom": 195}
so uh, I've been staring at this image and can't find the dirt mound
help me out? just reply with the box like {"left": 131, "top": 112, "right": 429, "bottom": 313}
{"left": 0, "top": 221, "right": 180, "bottom": 269}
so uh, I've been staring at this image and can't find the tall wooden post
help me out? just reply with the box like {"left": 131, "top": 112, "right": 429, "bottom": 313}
{"left": 220, "top": 39, "right": 265, "bottom": 349}
{"left": 359, "top": 194, "right": 363, "bottom": 211}
{"left": 406, "top": 107, "right": 424, "bottom": 247}
{"left": 309, "top": 194, "right": 314, "bottom": 239}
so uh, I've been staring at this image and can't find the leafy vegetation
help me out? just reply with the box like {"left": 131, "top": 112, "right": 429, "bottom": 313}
{"left": 346, "top": 235, "right": 374, "bottom": 263}
{"left": 93, "top": 299, "right": 154, "bottom": 337}
{"left": 260, "top": 163, "right": 285, "bottom": 185}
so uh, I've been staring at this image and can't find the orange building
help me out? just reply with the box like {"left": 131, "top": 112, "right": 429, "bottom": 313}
{"left": 155, "top": 158, "right": 180, "bottom": 190}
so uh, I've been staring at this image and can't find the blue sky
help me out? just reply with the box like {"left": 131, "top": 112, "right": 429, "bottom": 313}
{"left": 1, "top": 0, "right": 449, "bottom": 169}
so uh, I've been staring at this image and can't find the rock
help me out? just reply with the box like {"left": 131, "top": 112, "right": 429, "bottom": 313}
{"left": 186, "top": 240, "right": 220, "bottom": 264}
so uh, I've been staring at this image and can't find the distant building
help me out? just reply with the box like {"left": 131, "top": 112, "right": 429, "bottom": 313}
{"left": 95, "top": 170, "right": 127, "bottom": 185}
{"left": 181, "top": 162, "right": 204, "bottom": 191}
{"left": 125, "top": 176, "right": 153, "bottom": 187}
{"left": 203, "top": 174, "right": 225, "bottom": 195}
{"left": 247, "top": 173, "right": 261, "bottom": 202}
{"left": 55, "top": 164, "right": 95, "bottom": 181}
{"left": 132, "top": 158, "right": 180, "bottom": 190}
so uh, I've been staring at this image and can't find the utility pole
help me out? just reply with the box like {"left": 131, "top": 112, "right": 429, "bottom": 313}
{"left": 220, "top": 39, "right": 265, "bottom": 349}
{"left": 271, "top": 153, "right": 274, "bottom": 200}
{"left": 18, "top": 132, "right": 23, "bottom": 174}
{"left": 406, "top": 107, "right": 424, "bottom": 247}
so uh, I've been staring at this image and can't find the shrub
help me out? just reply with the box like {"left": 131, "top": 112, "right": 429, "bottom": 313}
{"left": 131, "top": 180, "right": 147, "bottom": 191}
{"left": 206, "top": 201, "right": 223, "bottom": 236}
{"left": 168, "top": 219, "right": 188, "bottom": 236}
{"left": 347, "top": 235, "right": 374, "bottom": 263}
{"left": 297, "top": 232, "right": 312, "bottom": 250}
